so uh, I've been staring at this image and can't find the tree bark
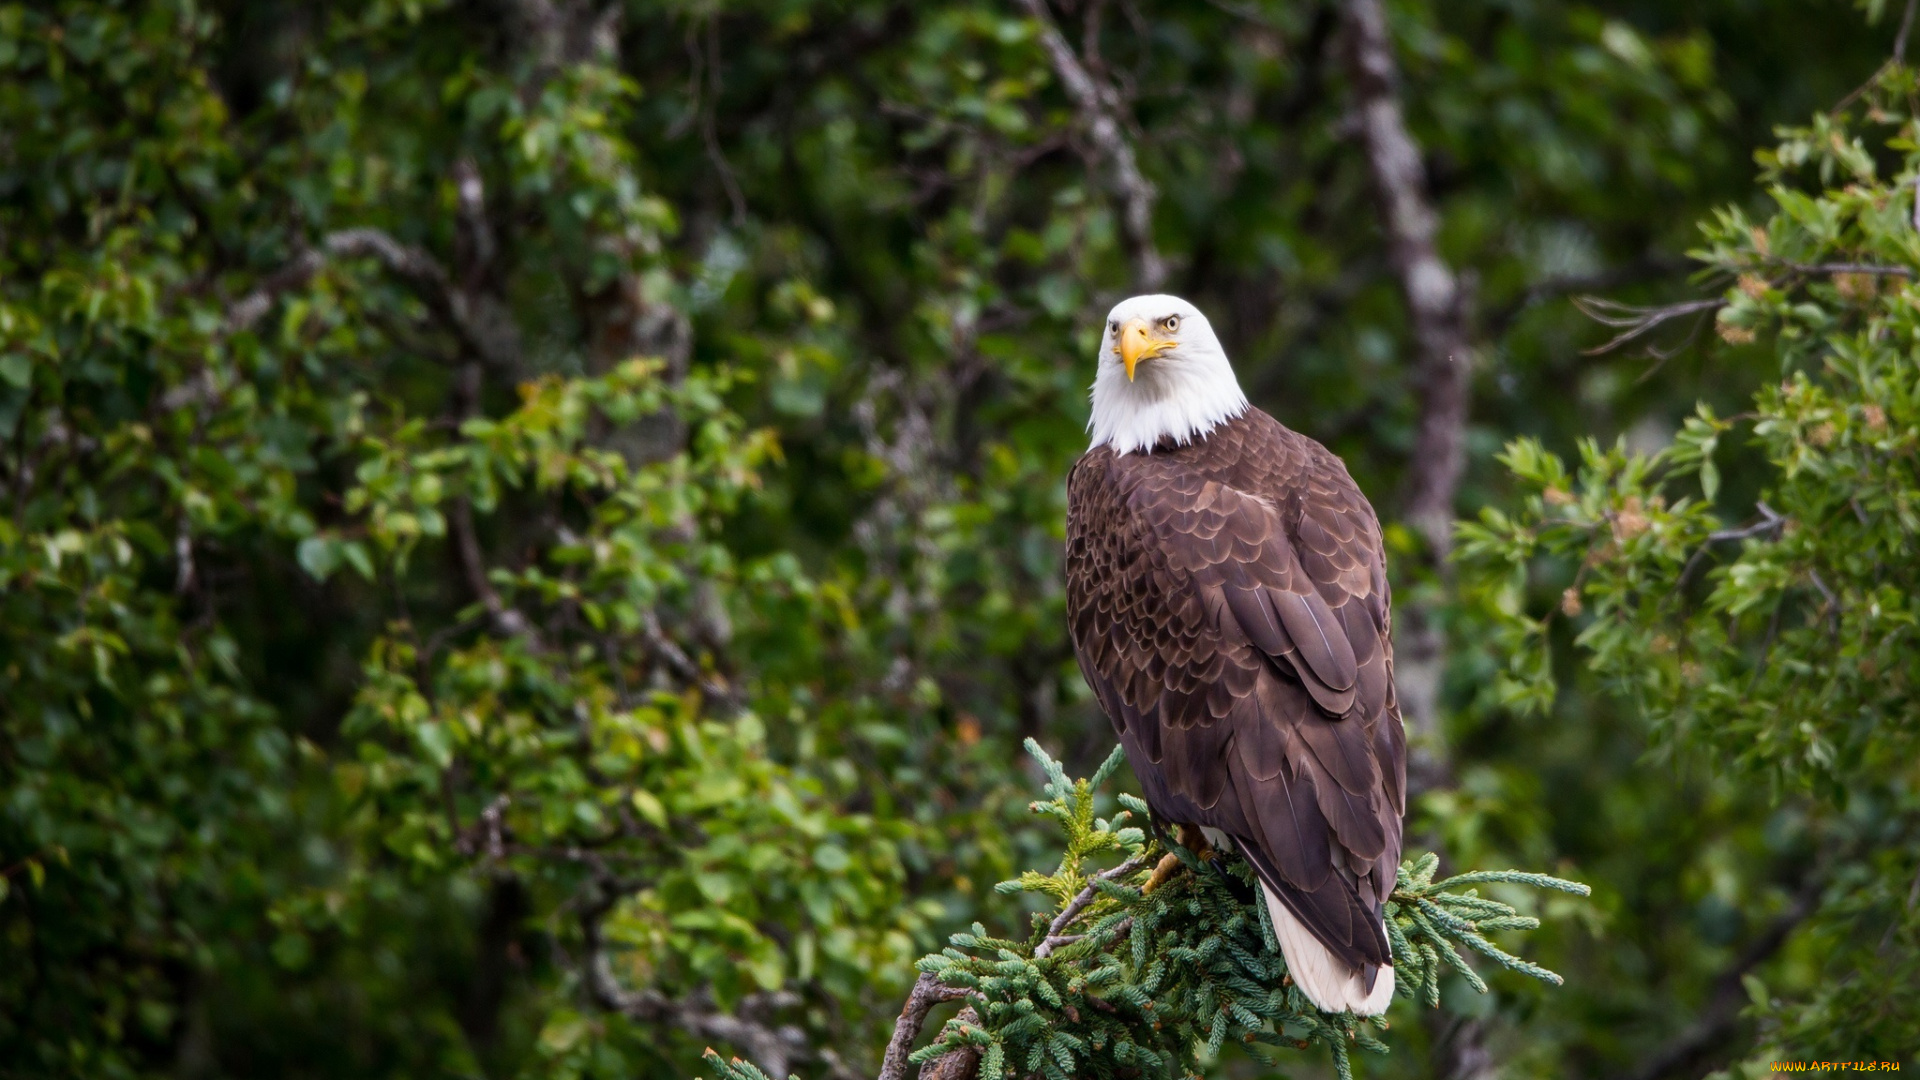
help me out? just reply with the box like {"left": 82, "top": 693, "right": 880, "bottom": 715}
{"left": 876, "top": 973, "right": 970, "bottom": 1080}
{"left": 1336, "top": 0, "right": 1471, "bottom": 797}
{"left": 1016, "top": 0, "right": 1167, "bottom": 291}
{"left": 1339, "top": 0, "right": 1472, "bottom": 563}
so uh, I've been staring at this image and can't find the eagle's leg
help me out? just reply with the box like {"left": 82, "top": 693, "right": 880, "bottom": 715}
{"left": 1179, "top": 822, "right": 1217, "bottom": 861}
{"left": 1143, "top": 852, "right": 1182, "bottom": 893}
{"left": 1144, "top": 823, "right": 1215, "bottom": 894}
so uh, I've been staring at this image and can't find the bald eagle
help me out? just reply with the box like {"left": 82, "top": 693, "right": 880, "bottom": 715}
{"left": 1065, "top": 294, "right": 1406, "bottom": 1015}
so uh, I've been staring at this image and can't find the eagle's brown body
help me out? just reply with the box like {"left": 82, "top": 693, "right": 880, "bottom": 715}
{"left": 1065, "top": 406, "right": 1406, "bottom": 995}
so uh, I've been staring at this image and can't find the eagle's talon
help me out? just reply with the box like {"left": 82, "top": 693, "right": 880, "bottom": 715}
{"left": 1142, "top": 852, "right": 1184, "bottom": 894}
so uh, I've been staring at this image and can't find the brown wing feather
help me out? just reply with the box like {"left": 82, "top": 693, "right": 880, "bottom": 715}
{"left": 1065, "top": 408, "right": 1406, "bottom": 976}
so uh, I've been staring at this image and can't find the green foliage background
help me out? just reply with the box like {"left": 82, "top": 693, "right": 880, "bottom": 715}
{"left": 0, "top": 0, "right": 1912, "bottom": 1078}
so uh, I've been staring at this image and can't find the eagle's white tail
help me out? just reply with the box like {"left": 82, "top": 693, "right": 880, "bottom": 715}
{"left": 1261, "top": 882, "right": 1395, "bottom": 1015}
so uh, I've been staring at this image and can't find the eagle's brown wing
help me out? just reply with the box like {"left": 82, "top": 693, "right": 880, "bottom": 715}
{"left": 1066, "top": 422, "right": 1405, "bottom": 978}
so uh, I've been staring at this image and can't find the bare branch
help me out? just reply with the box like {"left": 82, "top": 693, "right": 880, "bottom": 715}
{"left": 1572, "top": 296, "right": 1725, "bottom": 356}
{"left": 324, "top": 227, "right": 520, "bottom": 369}
{"left": 1707, "top": 501, "right": 1787, "bottom": 545}
{"left": 699, "top": 15, "right": 749, "bottom": 225}
{"left": 1784, "top": 260, "right": 1917, "bottom": 277}
{"left": 452, "top": 793, "right": 513, "bottom": 861}
{"left": 642, "top": 608, "right": 739, "bottom": 709}
{"left": 156, "top": 368, "right": 225, "bottom": 414}
{"left": 1482, "top": 255, "right": 1695, "bottom": 337}
{"left": 324, "top": 227, "right": 458, "bottom": 299}
{"left": 1565, "top": 260, "right": 1908, "bottom": 360}
{"left": 1834, "top": 0, "right": 1920, "bottom": 117}
{"left": 1678, "top": 502, "right": 1786, "bottom": 591}
{"left": 1202, "top": 0, "right": 1281, "bottom": 25}
{"left": 1015, "top": 0, "right": 1167, "bottom": 291}
{"left": 877, "top": 972, "right": 971, "bottom": 1080}
{"left": 1808, "top": 568, "right": 1840, "bottom": 631}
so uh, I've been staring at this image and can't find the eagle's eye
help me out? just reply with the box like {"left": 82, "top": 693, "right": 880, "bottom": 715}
{"left": 1162, "top": 315, "right": 1180, "bottom": 332}
{"left": 1109, "top": 321, "right": 1118, "bottom": 333}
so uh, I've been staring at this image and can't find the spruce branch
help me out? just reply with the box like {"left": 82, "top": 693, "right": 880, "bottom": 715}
{"left": 698, "top": 746, "right": 1588, "bottom": 1080}
{"left": 840, "top": 743, "right": 1589, "bottom": 1080}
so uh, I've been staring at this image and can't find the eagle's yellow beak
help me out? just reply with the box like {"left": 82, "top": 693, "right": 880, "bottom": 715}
{"left": 1117, "top": 318, "right": 1174, "bottom": 381}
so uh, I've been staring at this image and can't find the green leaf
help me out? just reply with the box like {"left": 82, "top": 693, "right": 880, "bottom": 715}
{"left": 631, "top": 788, "right": 669, "bottom": 829}
{"left": 812, "top": 843, "right": 851, "bottom": 873}
{"left": 339, "top": 540, "right": 375, "bottom": 581}
{"left": 538, "top": 1011, "right": 591, "bottom": 1054}
{"left": 296, "top": 537, "right": 339, "bottom": 581}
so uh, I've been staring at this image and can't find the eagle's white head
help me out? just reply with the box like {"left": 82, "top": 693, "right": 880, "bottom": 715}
{"left": 1088, "top": 294, "right": 1249, "bottom": 456}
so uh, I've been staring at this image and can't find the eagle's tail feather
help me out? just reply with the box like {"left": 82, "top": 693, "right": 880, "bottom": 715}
{"left": 1261, "top": 882, "right": 1395, "bottom": 1016}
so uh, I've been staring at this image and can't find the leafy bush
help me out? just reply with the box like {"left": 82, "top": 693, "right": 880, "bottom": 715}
{"left": 1458, "top": 69, "right": 1920, "bottom": 1064}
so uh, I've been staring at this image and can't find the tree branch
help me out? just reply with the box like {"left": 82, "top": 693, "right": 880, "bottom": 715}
{"left": 449, "top": 497, "right": 540, "bottom": 643}
{"left": 1339, "top": 0, "right": 1471, "bottom": 561}
{"left": 1783, "top": 260, "right": 1917, "bottom": 277}
{"left": 877, "top": 972, "right": 970, "bottom": 1080}
{"left": 506, "top": 0, "right": 621, "bottom": 74}
{"left": 1015, "top": 0, "right": 1167, "bottom": 291}
{"left": 224, "top": 248, "right": 330, "bottom": 333}
{"left": 452, "top": 156, "right": 496, "bottom": 290}
{"left": 1677, "top": 502, "right": 1787, "bottom": 591}
{"left": 642, "top": 607, "right": 739, "bottom": 710}
{"left": 1707, "top": 502, "right": 1786, "bottom": 544}
{"left": 1573, "top": 296, "right": 1726, "bottom": 357}
{"left": 911, "top": 1007, "right": 983, "bottom": 1080}
{"left": 1482, "top": 255, "right": 1695, "bottom": 338}
{"left": 225, "top": 227, "right": 520, "bottom": 369}
{"left": 1567, "top": 261, "right": 1911, "bottom": 359}
{"left": 1334, "top": 22, "right": 1488, "bottom": 1080}
{"left": 1034, "top": 854, "right": 1150, "bottom": 958}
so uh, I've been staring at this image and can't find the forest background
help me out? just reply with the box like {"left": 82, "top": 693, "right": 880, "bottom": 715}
{"left": 3, "top": 0, "right": 1917, "bottom": 1078}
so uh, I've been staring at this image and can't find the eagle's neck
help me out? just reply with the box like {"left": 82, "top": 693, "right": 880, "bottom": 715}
{"left": 1088, "top": 353, "right": 1249, "bottom": 456}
